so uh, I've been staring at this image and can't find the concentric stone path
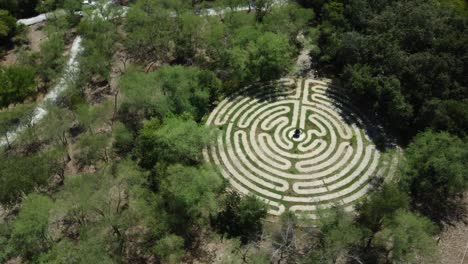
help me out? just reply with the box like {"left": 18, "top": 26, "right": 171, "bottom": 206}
{"left": 203, "top": 79, "right": 399, "bottom": 218}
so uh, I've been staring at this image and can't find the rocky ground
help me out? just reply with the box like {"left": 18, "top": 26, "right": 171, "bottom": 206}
{"left": 438, "top": 195, "right": 468, "bottom": 264}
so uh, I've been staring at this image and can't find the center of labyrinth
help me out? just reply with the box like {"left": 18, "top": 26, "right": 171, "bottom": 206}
{"left": 203, "top": 79, "right": 400, "bottom": 218}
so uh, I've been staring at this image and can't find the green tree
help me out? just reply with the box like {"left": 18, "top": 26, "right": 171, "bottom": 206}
{"left": 399, "top": 131, "right": 468, "bottom": 222}
{"left": 0, "top": 0, "right": 39, "bottom": 18}
{"left": 219, "top": 238, "right": 271, "bottom": 264}
{"left": 160, "top": 164, "right": 224, "bottom": 234}
{"left": 35, "top": 0, "right": 64, "bottom": 13}
{"left": 356, "top": 183, "right": 409, "bottom": 236}
{"left": 37, "top": 234, "right": 113, "bottom": 264}
{"left": 294, "top": 0, "right": 329, "bottom": 15}
{"left": 215, "top": 191, "right": 267, "bottom": 244}
{"left": 375, "top": 210, "right": 438, "bottom": 263}
{"left": 38, "top": 106, "right": 74, "bottom": 155}
{"left": 0, "top": 9, "right": 15, "bottom": 40}
{"left": 342, "top": 65, "right": 413, "bottom": 129}
{"left": 417, "top": 99, "right": 468, "bottom": 138}
{"left": 37, "top": 32, "right": 65, "bottom": 83}
{"left": 53, "top": 163, "right": 152, "bottom": 259}
{"left": 355, "top": 184, "right": 410, "bottom": 262}
{"left": 263, "top": 3, "right": 315, "bottom": 40}
{"left": 112, "top": 121, "right": 134, "bottom": 155}
{"left": 124, "top": 1, "right": 175, "bottom": 66}
{"left": 322, "top": 1, "right": 344, "bottom": 26}
{"left": 0, "top": 65, "right": 36, "bottom": 107}
{"left": 9, "top": 194, "right": 54, "bottom": 258}
{"left": 438, "top": 0, "right": 468, "bottom": 14}
{"left": 153, "top": 234, "right": 185, "bottom": 264}
{"left": 78, "top": 12, "right": 118, "bottom": 83}
{"left": 248, "top": 32, "right": 293, "bottom": 82}
{"left": 154, "top": 66, "right": 221, "bottom": 119}
{"left": 118, "top": 66, "right": 172, "bottom": 127}
{"left": 136, "top": 115, "right": 213, "bottom": 169}
{"left": 224, "top": 29, "right": 294, "bottom": 86}
{"left": 0, "top": 103, "right": 34, "bottom": 148}
{"left": 223, "top": 46, "right": 250, "bottom": 89}
{"left": 306, "top": 206, "right": 363, "bottom": 263}
{"left": 173, "top": 12, "right": 205, "bottom": 64}
{"left": 317, "top": 0, "right": 468, "bottom": 139}
{"left": 75, "top": 102, "right": 113, "bottom": 134}
{"left": 253, "top": 0, "right": 275, "bottom": 22}
{"left": 0, "top": 152, "right": 54, "bottom": 203}
{"left": 119, "top": 66, "right": 221, "bottom": 122}
{"left": 75, "top": 132, "right": 111, "bottom": 165}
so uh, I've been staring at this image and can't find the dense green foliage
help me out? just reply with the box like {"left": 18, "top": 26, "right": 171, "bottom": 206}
{"left": 0, "top": 9, "right": 15, "bottom": 40}
{"left": 35, "top": 0, "right": 80, "bottom": 13}
{"left": 136, "top": 115, "right": 212, "bottom": 169}
{"left": 400, "top": 131, "right": 468, "bottom": 222}
{"left": 159, "top": 164, "right": 225, "bottom": 232}
{"left": 305, "top": 207, "right": 363, "bottom": 263}
{"left": 36, "top": 32, "right": 65, "bottom": 83}
{"left": 119, "top": 65, "right": 222, "bottom": 124}
{"left": 1, "top": 0, "right": 79, "bottom": 107}
{"left": 0, "top": 0, "right": 38, "bottom": 18}
{"left": 0, "top": 65, "right": 36, "bottom": 107}
{"left": 214, "top": 191, "right": 267, "bottom": 243}
{"left": 0, "top": 151, "right": 57, "bottom": 204}
{"left": 78, "top": 7, "right": 119, "bottom": 84}
{"left": 301, "top": 190, "right": 438, "bottom": 263}
{"left": 124, "top": 0, "right": 312, "bottom": 90}
{"left": 374, "top": 210, "right": 438, "bottom": 263}
{"left": 356, "top": 184, "right": 409, "bottom": 234}
{"left": 0, "top": 104, "right": 35, "bottom": 149}
{"left": 312, "top": 0, "right": 468, "bottom": 140}
{"left": 6, "top": 194, "right": 53, "bottom": 258}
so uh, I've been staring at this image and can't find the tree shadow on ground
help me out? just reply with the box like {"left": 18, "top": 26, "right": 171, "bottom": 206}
{"left": 225, "top": 80, "right": 292, "bottom": 104}
{"left": 323, "top": 79, "right": 393, "bottom": 153}
{"left": 414, "top": 195, "right": 468, "bottom": 228}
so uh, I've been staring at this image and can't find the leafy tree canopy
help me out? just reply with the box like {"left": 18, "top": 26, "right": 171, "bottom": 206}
{"left": 8, "top": 194, "right": 53, "bottom": 259}
{"left": 356, "top": 183, "right": 409, "bottom": 233}
{"left": 399, "top": 130, "right": 468, "bottom": 222}
{"left": 214, "top": 191, "right": 267, "bottom": 244}
{"left": 306, "top": 207, "right": 363, "bottom": 263}
{"left": 316, "top": 0, "right": 468, "bottom": 140}
{"left": 0, "top": 151, "right": 55, "bottom": 204}
{"left": 0, "top": 9, "right": 15, "bottom": 40}
{"left": 0, "top": 65, "right": 36, "bottom": 108}
{"left": 120, "top": 65, "right": 221, "bottom": 123}
{"left": 375, "top": 210, "right": 438, "bottom": 263}
{"left": 160, "top": 163, "right": 225, "bottom": 233}
{"left": 136, "top": 115, "right": 213, "bottom": 169}
{"left": 0, "top": 0, "right": 38, "bottom": 18}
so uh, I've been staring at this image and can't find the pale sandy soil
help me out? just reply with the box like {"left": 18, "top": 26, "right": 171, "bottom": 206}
{"left": 439, "top": 222, "right": 468, "bottom": 264}
{"left": 27, "top": 22, "right": 47, "bottom": 52}
{"left": 438, "top": 195, "right": 468, "bottom": 264}
{"left": 0, "top": 49, "right": 18, "bottom": 66}
{"left": 0, "top": 22, "right": 47, "bottom": 67}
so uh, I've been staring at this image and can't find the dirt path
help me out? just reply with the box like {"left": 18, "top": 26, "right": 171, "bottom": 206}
{"left": 0, "top": 49, "right": 17, "bottom": 66}
{"left": 27, "top": 22, "right": 47, "bottom": 52}
{"left": 439, "top": 222, "right": 468, "bottom": 264}
{"left": 0, "top": 22, "right": 47, "bottom": 67}
{"left": 438, "top": 195, "right": 468, "bottom": 264}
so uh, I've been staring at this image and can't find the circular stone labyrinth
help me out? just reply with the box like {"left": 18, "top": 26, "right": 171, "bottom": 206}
{"left": 203, "top": 79, "right": 400, "bottom": 218}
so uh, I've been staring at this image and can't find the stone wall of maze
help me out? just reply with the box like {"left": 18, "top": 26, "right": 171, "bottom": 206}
{"left": 204, "top": 79, "right": 400, "bottom": 218}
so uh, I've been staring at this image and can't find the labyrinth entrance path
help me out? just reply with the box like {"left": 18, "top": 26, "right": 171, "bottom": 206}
{"left": 204, "top": 79, "right": 400, "bottom": 218}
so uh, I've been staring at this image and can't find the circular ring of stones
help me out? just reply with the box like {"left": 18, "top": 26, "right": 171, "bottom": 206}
{"left": 204, "top": 79, "right": 398, "bottom": 218}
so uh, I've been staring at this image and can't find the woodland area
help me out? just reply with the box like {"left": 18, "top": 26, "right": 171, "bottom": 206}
{"left": 0, "top": 0, "right": 467, "bottom": 263}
